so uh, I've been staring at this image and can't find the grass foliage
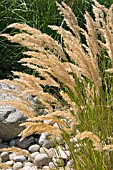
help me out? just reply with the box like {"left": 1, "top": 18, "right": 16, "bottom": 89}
{"left": 0, "top": 0, "right": 113, "bottom": 169}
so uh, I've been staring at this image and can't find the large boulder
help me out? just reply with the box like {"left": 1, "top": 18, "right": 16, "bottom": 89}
{"left": 0, "top": 83, "right": 27, "bottom": 141}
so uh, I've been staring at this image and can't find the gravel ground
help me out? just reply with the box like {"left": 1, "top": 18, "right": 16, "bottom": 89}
{"left": 0, "top": 133, "right": 74, "bottom": 170}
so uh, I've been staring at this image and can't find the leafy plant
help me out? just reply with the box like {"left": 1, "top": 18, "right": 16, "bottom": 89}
{"left": 0, "top": 0, "right": 113, "bottom": 169}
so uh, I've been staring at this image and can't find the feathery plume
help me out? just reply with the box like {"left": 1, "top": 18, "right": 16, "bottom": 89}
{"left": 74, "top": 131, "right": 102, "bottom": 151}
{"left": 20, "top": 122, "right": 62, "bottom": 140}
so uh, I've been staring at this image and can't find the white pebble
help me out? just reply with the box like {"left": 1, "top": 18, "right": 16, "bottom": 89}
{"left": 56, "top": 136, "right": 65, "bottom": 145}
{"left": 40, "top": 147, "right": 54, "bottom": 158}
{"left": 22, "top": 166, "right": 31, "bottom": 170}
{"left": 28, "top": 144, "right": 40, "bottom": 153}
{"left": 53, "top": 123, "right": 60, "bottom": 129}
{"left": 66, "top": 160, "right": 74, "bottom": 168}
{"left": 30, "top": 166, "right": 38, "bottom": 170}
{"left": 5, "top": 160, "right": 14, "bottom": 166}
{"left": 9, "top": 152, "right": 17, "bottom": 160}
{"left": 43, "top": 165, "right": 50, "bottom": 170}
{"left": 57, "top": 146, "right": 70, "bottom": 160}
{"left": 24, "top": 162, "right": 33, "bottom": 167}
{"left": 31, "top": 151, "right": 39, "bottom": 158}
{"left": 49, "top": 162, "right": 56, "bottom": 169}
{"left": 13, "top": 162, "right": 23, "bottom": 170}
{"left": 39, "top": 132, "right": 50, "bottom": 145}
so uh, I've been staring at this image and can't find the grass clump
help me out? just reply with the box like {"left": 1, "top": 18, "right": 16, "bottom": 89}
{"left": 0, "top": 0, "right": 113, "bottom": 169}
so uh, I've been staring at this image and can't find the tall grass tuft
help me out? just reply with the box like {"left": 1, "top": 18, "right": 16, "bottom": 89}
{"left": 0, "top": 0, "right": 113, "bottom": 169}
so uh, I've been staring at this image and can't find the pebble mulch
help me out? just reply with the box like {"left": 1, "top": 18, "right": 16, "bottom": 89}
{"left": 0, "top": 132, "right": 75, "bottom": 170}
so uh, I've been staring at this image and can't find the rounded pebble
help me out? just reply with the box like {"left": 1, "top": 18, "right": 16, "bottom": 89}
{"left": 24, "top": 161, "right": 33, "bottom": 167}
{"left": 14, "top": 155, "right": 26, "bottom": 163}
{"left": 40, "top": 147, "right": 53, "bottom": 158}
{"left": 57, "top": 146, "right": 70, "bottom": 160}
{"left": 49, "top": 162, "right": 56, "bottom": 169}
{"left": 56, "top": 136, "right": 65, "bottom": 145}
{"left": 30, "top": 166, "right": 38, "bottom": 170}
{"left": 1, "top": 151, "right": 9, "bottom": 161}
{"left": 42, "top": 139, "right": 55, "bottom": 149}
{"left": 34, "top": 153, "right": 51, "bottom": 166}
{"left": 43, "top": 165, "right": 50, "bottom": 170}
{"left": 9, "top": 139, "right": 16, "bottom": 146}
{"left": 28, "top": 144, "right": 40, "bottom": 153}
{"left": 16, "top": 137, "right": 35, "bottom": 149}
{"left": 13, "top": 162, "right": 23, "bottom": 170}
{"left": 31, "top": 151, "right": 39, "bottom": 159}
{"left": 22, "top": 166, "right": 31, "bottom": 170}
{"left": 39, "top": 133, "right": 50, "bottom": 145}
{"left": 5, "top": 160, "right": 14, "bottom": 166}
{"left": 9, "top": 152, "right": 17, "bottom": 160}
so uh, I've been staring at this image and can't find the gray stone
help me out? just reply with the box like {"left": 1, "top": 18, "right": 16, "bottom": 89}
{"left": 39, "top": 133, "right": 55, "bottom": 149}
{"left": 9, "top": 139, "right": 16, "bottom": 146}
{"left": 13, "top": 162, "right": 23, "bottom": 170}
{"left": 16, "top": 137, "right": 35, "bottom": 149}
{"left": 28, "top": 144, "right": 40, "bottom": 153}
{"left": 0, "top": 83, "right": 27, "bottom": 141}
{"left": 14, "top": 155, "right": 26, "bottom": 163}
{"left": 42, "top": 139, "right": 55, "bottom": 149}
{"left": 0, "top": 143, "right": 9, "bottom": 148}
{"left": 34, "top": 153, "right": 51, "bottom": 166}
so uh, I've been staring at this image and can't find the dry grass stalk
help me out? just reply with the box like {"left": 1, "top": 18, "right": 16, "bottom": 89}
{"left": 20, "top": 122, "right": 62, "bottom": 140}
{"left": 0, "top": 163, "right": 10, "bottom": 169}
{"left": 103, "top": 145, "right": 113, "bottom": 151}
{"left": 0, "top": 100, "right": 36, "bottom": 118}
{"left": 92, "top": 0, "right": 108, "bottom": 13}
{"left": 56, "top": 1, "right": 80, "bottom": 39}
{"left": 49, "top": 25, "right": 101, "bottom": 93}
{"left": 0, "top": 0, "right": 113, "bottom": 141}
{"left": 74, "top": 131, "right": 102, "bottom": 151}
{"left": 60, "top": 90, "right": 77, "bottom": 112}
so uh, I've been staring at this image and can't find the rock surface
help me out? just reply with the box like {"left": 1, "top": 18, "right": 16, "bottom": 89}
{"left": 0, "top": 83, "right": 27, "bottom": 141}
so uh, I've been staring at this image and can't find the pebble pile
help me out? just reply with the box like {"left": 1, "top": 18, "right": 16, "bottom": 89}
{"left": 0, "top": 133, "right": 74, "bottom": 170}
